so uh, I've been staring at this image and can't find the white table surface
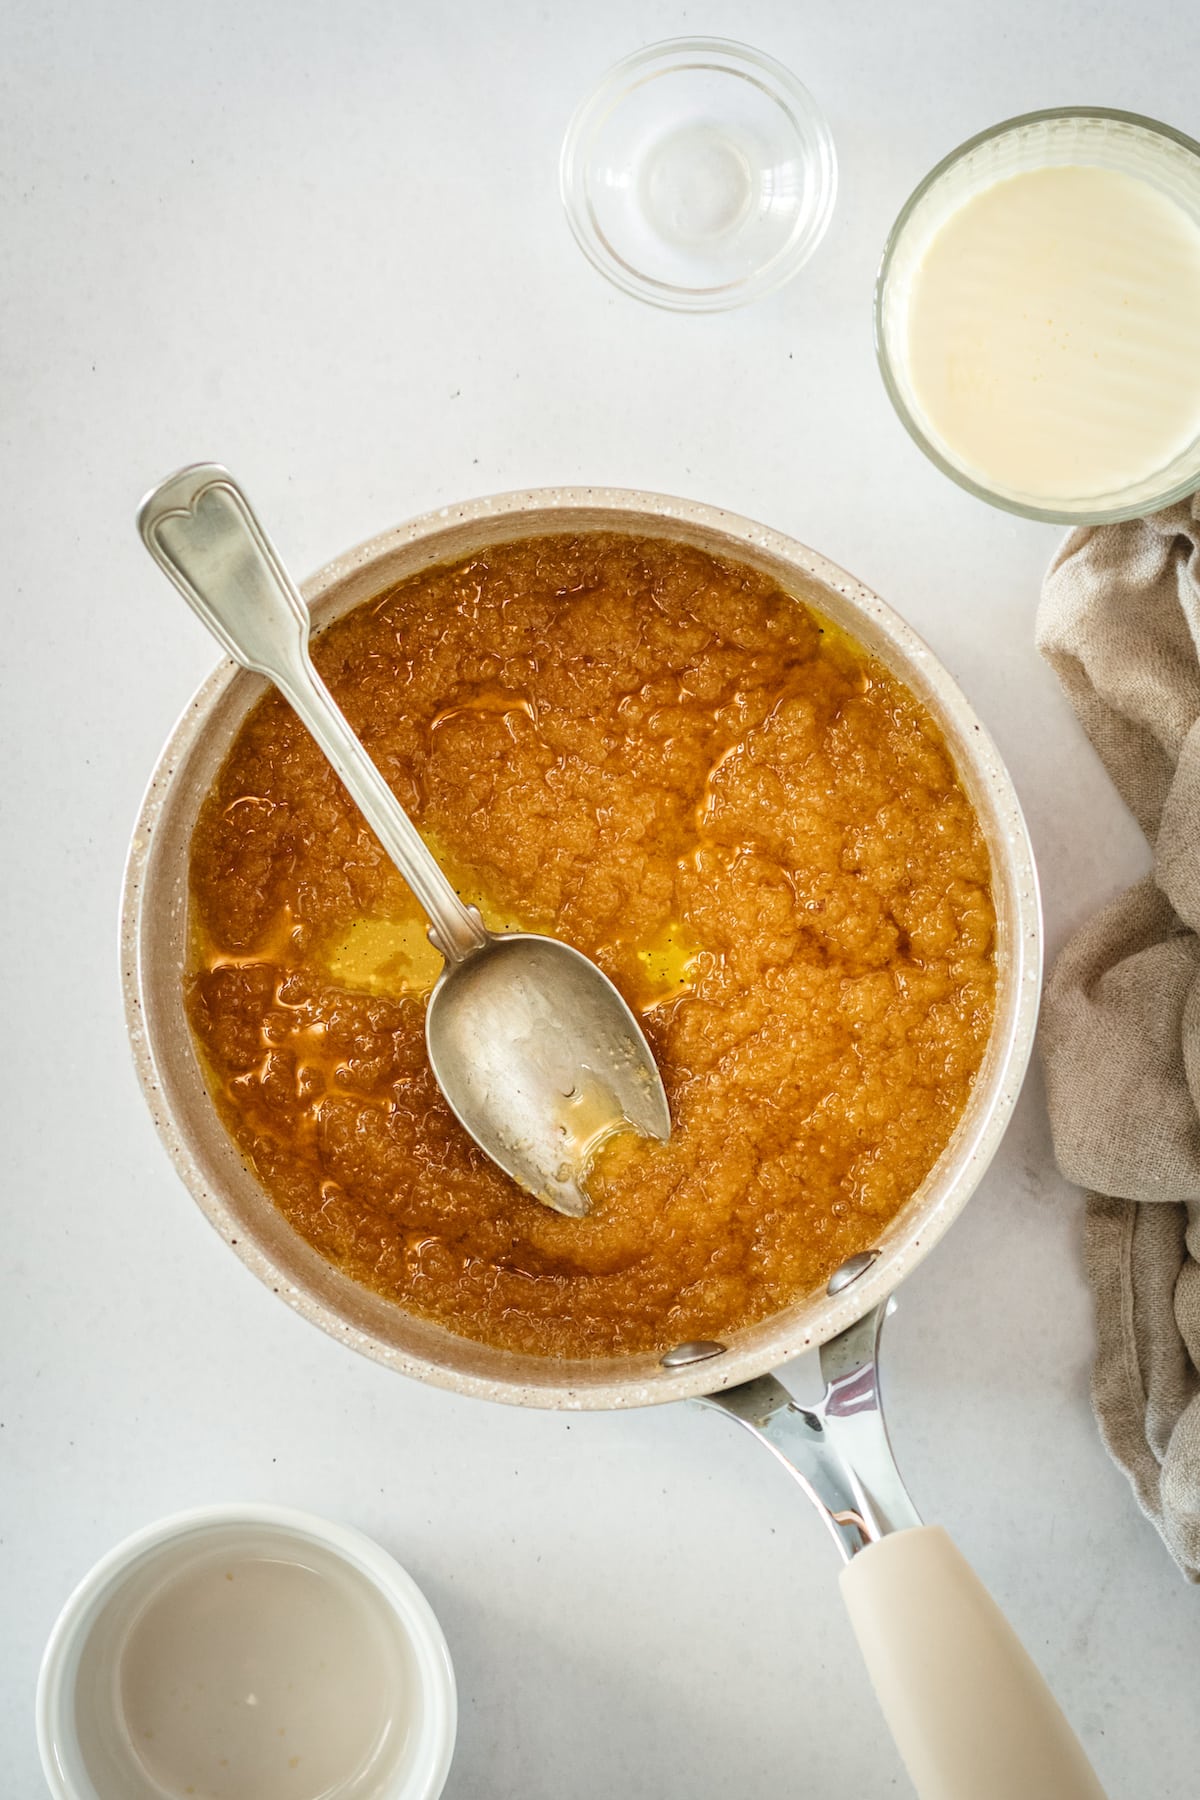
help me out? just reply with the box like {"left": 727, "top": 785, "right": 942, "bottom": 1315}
{"left": 4, "top": 2, "right": 1199, "bottom": 1795}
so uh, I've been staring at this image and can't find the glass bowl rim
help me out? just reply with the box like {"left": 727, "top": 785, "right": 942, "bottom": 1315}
{"left": 873, "top": 104, "right": 1200, "bottom": 524}
{"left": 559, "top": 33, "right": 838, "bottom": 314}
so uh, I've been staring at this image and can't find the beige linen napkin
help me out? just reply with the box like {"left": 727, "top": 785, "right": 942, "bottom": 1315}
{"left": 1037, "top": 492, "right": 1200, "bottom": 1580}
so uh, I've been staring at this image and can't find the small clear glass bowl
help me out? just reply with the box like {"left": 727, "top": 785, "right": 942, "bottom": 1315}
{"left": 560, "top": 37, "right": 837, "bottom": 313}
{"left": 875, "top": 107, "right": 1200, "bottom": 523}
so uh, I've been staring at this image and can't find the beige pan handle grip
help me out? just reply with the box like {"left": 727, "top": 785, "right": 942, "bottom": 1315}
{"left": 840, "top": 1526, "right": 1108, "bottom": 1800}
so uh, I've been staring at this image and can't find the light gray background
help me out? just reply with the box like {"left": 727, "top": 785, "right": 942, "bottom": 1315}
{"left": 3, "top": 2, "right": 1198, "bottom": 1795}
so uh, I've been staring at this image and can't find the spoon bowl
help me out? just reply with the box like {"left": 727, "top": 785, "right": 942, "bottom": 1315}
{"left": 137, "top": 464, "right": 670, "bottom": 1217}
{"left": 428, "top": 932, "right": 670, "bottom": 1217}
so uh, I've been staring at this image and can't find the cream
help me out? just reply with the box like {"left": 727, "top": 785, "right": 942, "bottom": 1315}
{"left": 903, "top": 163, "right": 1200, "bottom": 500}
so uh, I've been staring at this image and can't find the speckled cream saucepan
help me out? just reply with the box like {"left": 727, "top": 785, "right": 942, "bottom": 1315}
{"left": 122, "top": 489, "right": 1107, "bottom": 1800}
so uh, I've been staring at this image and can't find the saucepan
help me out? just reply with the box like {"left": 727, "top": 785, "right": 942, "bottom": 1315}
{"left": 121, "top": 488, "right": 1103, "bottom": 1799}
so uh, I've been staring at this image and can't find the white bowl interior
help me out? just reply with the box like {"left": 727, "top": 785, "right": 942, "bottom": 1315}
{"left": 37, "top": 1504, "right": 456, "bottom": 1800}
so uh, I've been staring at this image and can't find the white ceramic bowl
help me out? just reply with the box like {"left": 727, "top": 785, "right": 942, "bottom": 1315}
{"left": 122, "top": 488, "right": 1041, "bottom": 1410}
{"left": 37, "top": 1504, "right": 456, "bottom": 1800}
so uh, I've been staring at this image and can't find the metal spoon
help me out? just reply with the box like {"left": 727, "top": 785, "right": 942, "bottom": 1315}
{"left": 137, "top": 464, "right": 670, "bottom": 1217}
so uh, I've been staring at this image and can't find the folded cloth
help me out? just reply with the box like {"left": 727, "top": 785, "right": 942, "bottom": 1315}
{"left": 1037, "top": 492, "right": 1200, "bottom": 1580}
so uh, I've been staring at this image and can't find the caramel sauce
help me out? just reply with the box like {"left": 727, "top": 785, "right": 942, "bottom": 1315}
{"left": 186, "top": 534, "right": 996, "bottom": 1358}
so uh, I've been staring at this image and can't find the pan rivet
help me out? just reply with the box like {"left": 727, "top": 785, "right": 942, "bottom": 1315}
{"left": 660, "top": 1340, "right": 726, "bottom": 1368}
{"left": 827, "top": 1250, "right": 880, "bottom": 1295}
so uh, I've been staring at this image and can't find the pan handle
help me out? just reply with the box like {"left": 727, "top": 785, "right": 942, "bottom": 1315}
{"left": 840, "top": 1524, "right": 1107, "bottom": 1800}
{"left": 696, "top": 1299, "right": 1108, "bottom": 1799}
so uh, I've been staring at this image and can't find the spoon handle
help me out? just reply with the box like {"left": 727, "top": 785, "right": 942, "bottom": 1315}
{"left": 138, "top": 463, "right": 489, "bottom": 964}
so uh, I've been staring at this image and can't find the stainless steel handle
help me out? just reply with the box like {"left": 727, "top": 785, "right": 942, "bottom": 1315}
{"left": 700, "top": 1299, "right": 1108, "bottom": 1798}
{"left": 696, "top": 1299, "right": 921, "bottom": 1560}
{"left": 137, "top": 463, "right": 489, "bottom": 964}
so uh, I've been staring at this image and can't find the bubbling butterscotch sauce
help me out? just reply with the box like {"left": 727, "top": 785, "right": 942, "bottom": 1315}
{"left": 186, "top": 534, "right": 995, "bottom": 1358}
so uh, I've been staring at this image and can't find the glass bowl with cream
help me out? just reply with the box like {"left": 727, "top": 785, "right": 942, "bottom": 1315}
{"left": 876, "top": 108, "right": 1200, "bottom": 522}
